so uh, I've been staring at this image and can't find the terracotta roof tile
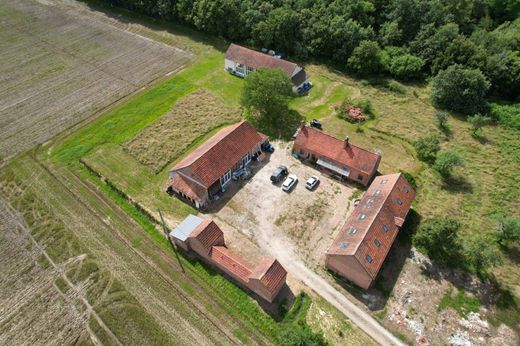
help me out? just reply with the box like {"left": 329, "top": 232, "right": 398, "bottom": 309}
{"left": 294, "top": 126, "right": 381, "bottom": 175}
{"left": 171, "top": 120, "right": 265, "bottom": 187}
{"left": 250, "top": 258, "right": 287, "bottom": 294}
{"left": 225, "top": 43, "right": 299, "bottom": 77}
{"left": 168, "top": 173, "right": 206, "bottom": 202}
{"left": 210, "top": 246, "right": 254, "bottom": 284}
{"left": 190, "top": 219, "right": 224, "bottom": 250}
{"left": 327, "top": 173, "right": 415, "bottom": 278}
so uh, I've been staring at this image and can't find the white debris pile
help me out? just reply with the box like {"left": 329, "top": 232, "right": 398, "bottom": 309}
{"left": 389, "top": 311, "right": 426, "bottom": 342}
{"left": 449, "top": 330, "right": 472, "bottom": 346}
{"left": 459, "top": 312, "right": 489, "bottom": 335}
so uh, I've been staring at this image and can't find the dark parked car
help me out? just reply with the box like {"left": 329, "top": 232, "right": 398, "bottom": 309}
{"left": 270, "top": 165, "right": 288, "bottom": 183}
{"left": 261, "top": 142, "right": 275, "bottom": 153}
{"left": 310, "top": 119, "right": 322, "bottom": 129}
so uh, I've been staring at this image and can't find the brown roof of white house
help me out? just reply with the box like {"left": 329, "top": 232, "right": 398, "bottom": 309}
{"left": 294, "top": 126, "right": 381, "bottom": 175}
{"left": 171, "top": 120, "right": 265, "bottom": 188}
{"left": 225, "top": 43, "right": 299, "bottom": 76}
{"left": 326, "top": 173, "right": 415, "bottom": 279}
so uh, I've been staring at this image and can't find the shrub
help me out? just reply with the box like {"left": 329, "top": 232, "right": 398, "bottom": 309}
{"left": 462, "top": 235, "right": 503, "bottom": 274}
{"left": 433, "top": 149, "right": 464, "bottom": 177}
{"left": 413, "top": 134, "right": 440, "bottom": 163}
{"left": 387, "top": 80, "right": 407, "bottom": 94}
{"left": 431, "top": 65, "right": 490, "bottom": 115}
{"left": 496, "top": 217, "right": 520, "bottom": 246}
{"left": 435, "top": 111, "right": 449, "bottom": 129}
{"left": 467, "top": 113, "right": 492, "bottom": 135}
{"left": 399, "top": 170, "right": 417, "bottom": 190}
{"left": 490, "top": 103, "right": 520, "bottom": 130}
{"left": 414, "top": 218, "right": 462, "bottom": 265}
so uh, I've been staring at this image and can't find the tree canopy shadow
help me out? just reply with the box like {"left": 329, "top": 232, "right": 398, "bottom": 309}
{"left": 248, "top": 109, "right": 304, "bottom": 141}
{"left": 441, "top": 175, "right": 473, "bottom": 193}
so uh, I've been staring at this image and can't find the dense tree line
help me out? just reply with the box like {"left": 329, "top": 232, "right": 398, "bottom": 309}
{"left": 104, "top": 0, "right": 519, "bottom": 103}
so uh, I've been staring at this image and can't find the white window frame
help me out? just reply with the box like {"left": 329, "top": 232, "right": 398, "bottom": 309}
{"left": 242, "top": 151, "right": 252, "bottom": 166}
{"left": 220, "top": 169, "right": 232, "bottom": 186}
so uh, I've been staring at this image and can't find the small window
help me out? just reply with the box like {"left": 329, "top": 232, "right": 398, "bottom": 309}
{"left": 374, "top": 239, "right": 381, "bottom": 248}
{"left": 300, "top": 149, "right": 305, "bottom": 155}
{"left": 358, "top": 214, "right": 366, "bottom": 220}
{"left": 366, "top": 254, "right": 373, "bottom": 263}
{"left": 383, "top": 224, "right": 389, "bottom": 232}
{"left": 339, "top": 242, "right": 349, "bottom": 249}
{"left": 380, "top": 179, "right": 388, "bottom": 184}
{"left": 357, "top": 174, "right": 363, "bottom": 181}
{"left": 373, "top": 189, "right": 381, "bottom": 196}
{"left": 348, "top": 227, "right": 358, "bottom": 235}
{"left": 403, "top": 186, "right": 409, "bottom": 193}
{"left": 396, "top": 198, "right": 403, "bottom": 205}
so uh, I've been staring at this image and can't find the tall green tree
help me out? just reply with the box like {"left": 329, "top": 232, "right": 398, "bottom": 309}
{"left": 347, "top": 40, "right": 383, "bottom": 75}
{"left": 433, "top": 149, "right": 464, "bottom": 177}
{"left": 414, "top": 133, "right": 441, "bottom": 163}
{"left": 414, "top": 218, "right": 462, "bottom": 264}
{"left": 431, "top": 65, "right": 490, "bottom": 114}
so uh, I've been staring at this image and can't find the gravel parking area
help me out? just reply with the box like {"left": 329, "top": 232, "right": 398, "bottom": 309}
{"left": 209, "top": 141, "right": 357, "bottom": 269}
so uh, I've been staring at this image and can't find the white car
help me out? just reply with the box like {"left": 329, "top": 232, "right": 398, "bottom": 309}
{"left": 305, "top": 175, "right": 320, "bottom": 190}
{"left": 282, "top": 174, "right": 298, "bottom": 192}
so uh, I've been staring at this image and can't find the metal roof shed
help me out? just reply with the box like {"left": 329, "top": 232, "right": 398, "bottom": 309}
{"left": 170, "top": 214, "right": 203, "bottom": 241}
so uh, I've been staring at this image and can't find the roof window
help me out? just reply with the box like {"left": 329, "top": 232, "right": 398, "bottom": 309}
{"left": 348, "top": 227, "right": 358, "bottom": 235}
{"left": 374, "top": 189, "right": 381, "bottom": 196}
{"left": 380, "top": 179, "right": 388, "bottom": 184}
{"left": 339, "top": 242, "right": 349, "bottom": 249}
{"left": 403, "top": 186, "right": 409, "bottom": 193}
{"left": 374, "top": 239, "right": 381, "bottom": 248}
{"left": 358, "top": 213, "right": 366, "bottom": 220}
{"left": 396, "top": 198, "right": 403, "bottom": 205}
{"left": 383, "top": 224, "right": 389, "bottom": 232}
{"left": 366, "top": 254, "right": 373, "bottom": 263}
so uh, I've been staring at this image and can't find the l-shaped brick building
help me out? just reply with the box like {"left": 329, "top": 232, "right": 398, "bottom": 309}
{"left": 169, "top": 215, "right": 287, "bottom": 303}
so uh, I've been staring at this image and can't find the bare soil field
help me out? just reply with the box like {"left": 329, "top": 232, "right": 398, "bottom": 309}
{"left": 124, "top": 89, "right": 241, "bottom": 172}
{"left": 0, "top": 0, "right": 192, "bottom": 161}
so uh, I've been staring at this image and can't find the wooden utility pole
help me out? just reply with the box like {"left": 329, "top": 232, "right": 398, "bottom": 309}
{"left": 158, "top": 208, "right": 185, "bottom": 273}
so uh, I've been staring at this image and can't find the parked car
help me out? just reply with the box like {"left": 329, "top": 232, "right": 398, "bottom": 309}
{"left": 297, "top": 81, "right": 313, "bottom": 95}
{"left": 261, "top": 142, "right": 275, "bottom": 153}
{"left": 310, "top": 119, "right": 322, "bottom": 129}
{"left": 282, "top": 174, "right": 298, "bottom": 192}
{"left": 270, "top": 165, "right": 288, "bottom": 183}
{"left": 305, "top": 175, "right": 320, "bottom": 190}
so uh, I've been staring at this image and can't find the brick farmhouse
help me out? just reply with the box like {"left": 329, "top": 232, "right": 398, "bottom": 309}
{"left": 170, "top": 215, "right": 287, "bottom": 303}
{"left": 224, "top": 43, "right": 308, "bottom": 91}
{"left": 167, "top": 120, "right": 266, "bottom": 209}
{"left": 325, "top": 173, "right": 416, "bottom": 289}
{"left": 293, "top": 124, "right": 381, "bottom": 186}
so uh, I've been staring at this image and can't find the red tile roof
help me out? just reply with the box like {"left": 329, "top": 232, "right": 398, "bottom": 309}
{"left": 171, "top": 120, "right": 265, "bottom": 187}
{"left": 225, "top": 44, "right": 299, "bottom": 77}
{"left": 294, "top": 126, "right": 381, "bottom": 175}
{"left": 326, "top": 173, "right": 415, "bottom": 278}
{"left": 168, "top": 173, "right": 206, "bottom": 202}
{"left": 210, "top": 246, "right": 254, "bottom": 284}
{"left": 190, "top": 219, "right": 224, "bottom": 250}
{"left": 250, "top": 258, "right": 287, "bottom": 294}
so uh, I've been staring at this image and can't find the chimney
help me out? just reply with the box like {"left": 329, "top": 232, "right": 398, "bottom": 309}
{"left": 344, "top": 136, "right": 349, "bottom": 148}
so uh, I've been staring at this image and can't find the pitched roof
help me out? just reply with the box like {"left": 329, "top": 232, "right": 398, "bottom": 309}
{"left": 249, "top": 258, "right": 287, "bottom": 294}
{"left": 291, "top": 69, "right": 308, "bottom": 86}
{"left": 171, "top": 120, "right": 265, "bottom": 187}
{"left": 294, "top": 126, "right": 381, "bottom": 175}
{"left": 210, "top": 246, "right": 254, "bottom": 284}
{"left": 326, "top": 173, "right": 415, "bottom": 278}
{"left": 190, "top": 219, "right": 224, "bottom": 250}
{"left": 169, "top": 173, "right": 207, "bottom": 202}
{"left": 225, "top": 43, "right": 299, "bottom": 77}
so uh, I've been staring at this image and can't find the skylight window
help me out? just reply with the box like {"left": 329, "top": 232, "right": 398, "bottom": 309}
{"left": 403, "top": 186, "right": 409, "bottom": 193}
{"left": 339, "top": 242, "right": 349, "bottom": 249}
{"left": 374, "top": 239, "right": 381, "bottom": 248}
{"left": 358, "top": 213, "right": 366, "bottom": 220}
{"left": 396, "top": 198, "right": 403, "bottom": 205}
{"left": 380, "top": 179, "right": 388, "bottom": 184}
{"left": 383, "top": 224, "right": 389, "bottom": 232}
{"left": 373, "top": 189, "right": 381, "bottom": 196}
{"left": 348, "top": 227, "right": 358, "bottom": 235}
{"left": 366, "top": 254, "right": 373, "bottom": 263}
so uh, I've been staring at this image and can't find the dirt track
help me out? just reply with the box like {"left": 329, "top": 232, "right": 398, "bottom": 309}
{"left": 0, "top": 0, "right": 193, "bottom": 161}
